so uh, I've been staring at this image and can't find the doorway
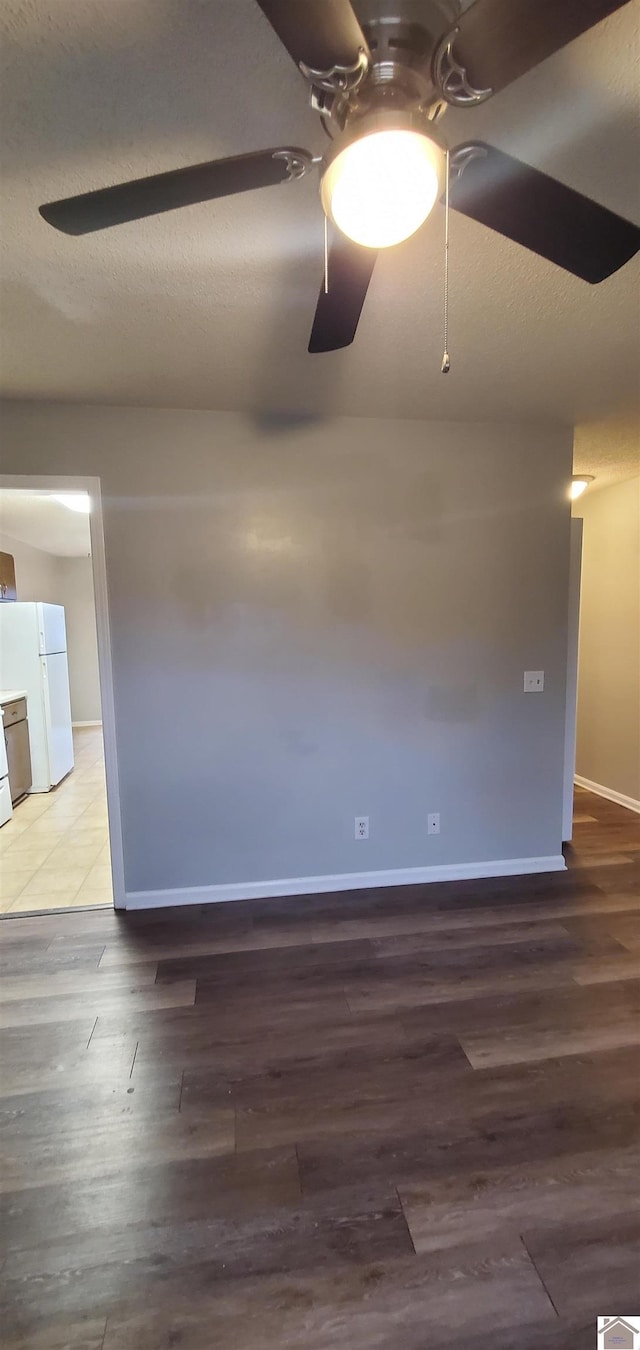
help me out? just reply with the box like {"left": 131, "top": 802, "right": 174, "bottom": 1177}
{"left": 0, "top": 476, "right": 124, "bottom": 914}
{"left": 562, "top": 517, "right": 583, "bottom": 842}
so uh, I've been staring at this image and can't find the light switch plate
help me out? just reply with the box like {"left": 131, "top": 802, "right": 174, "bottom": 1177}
{"left": 524, "top": 670, "right": 544, "bottom": 693}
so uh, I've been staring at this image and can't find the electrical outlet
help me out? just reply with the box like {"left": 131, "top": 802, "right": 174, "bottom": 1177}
{"left": 524, "top": 670, "right": 544, "bottom": 693}
{"left": 428, "top": 812, "right": 440, "bottom": 835}
{"left": 354, "top": 816, "right": 369, "bottom": 840}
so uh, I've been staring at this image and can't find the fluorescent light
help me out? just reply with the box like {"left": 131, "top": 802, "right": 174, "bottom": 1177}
{"left": 321, "top": 122, "right": 445, "bottom": 250}
{"left": 54, "top": 492, "right": 91, "bottom": 513}
{"left": 570, "top": 475, "right": 595, "bottom": 501}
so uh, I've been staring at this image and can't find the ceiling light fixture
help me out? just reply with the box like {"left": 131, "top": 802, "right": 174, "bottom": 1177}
{"left": 321, "top": 114, "right": 446, "bottom": 250}
{"left": 570, "top": 475, "right": 595, "bottom": 501}
{"left": 54, "top": 492, "right": 91, "bottom": 514}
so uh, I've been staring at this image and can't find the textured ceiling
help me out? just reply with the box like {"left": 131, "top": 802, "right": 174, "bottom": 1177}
{"left": 0, "top": 491, "right": 91, "bottom": 556}
{"left": 1, "top": 0, "right": 639, "bottom": 467}
{"left": 573, "top": 411, "right": 640, "bottom": 489}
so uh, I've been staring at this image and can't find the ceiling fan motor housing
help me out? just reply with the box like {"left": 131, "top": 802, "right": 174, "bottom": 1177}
{"left": 319, "top": 14, "right": 450, "bottom": 132}
{"left": 360, "top": 16, "right": 447, "bottom": 113}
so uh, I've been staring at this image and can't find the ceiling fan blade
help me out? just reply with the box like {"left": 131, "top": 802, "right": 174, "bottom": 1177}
{"left": 449, "top": 142, "right": 640, "bottom": 283}
{"left": 443, "top": 0, "right": 632, "bottom": 100}
{"left": 308, "top": 235, "right": 377, "bottom": 353}
{"left": 39, "top": 146, "right": 312, "bottom": 235}
{"left": 256, "top": 0, "right": 370, "bottom": 79}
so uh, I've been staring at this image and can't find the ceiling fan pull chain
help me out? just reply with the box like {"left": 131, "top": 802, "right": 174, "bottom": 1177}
{"left": 324, "top": 212, "right": 329, "bottom": 294}
{"left": 442, "top": 149, "right": 451, "bottom": 373}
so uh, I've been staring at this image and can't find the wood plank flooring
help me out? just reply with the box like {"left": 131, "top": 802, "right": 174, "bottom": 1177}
{"left": 1, "top": 788, "right": 639, "bottom": 1348}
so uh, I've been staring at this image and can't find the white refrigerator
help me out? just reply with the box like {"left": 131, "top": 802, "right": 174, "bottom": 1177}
{"left": 0, "top": 602, "right": 74, "bottom": 791}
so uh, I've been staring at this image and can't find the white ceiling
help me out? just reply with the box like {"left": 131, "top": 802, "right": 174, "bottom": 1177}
{"left": 0, "top": 0, "right": 639, "bottom": 477}
{"left": 0, "top": 491, "right": 91, "bottom": 557}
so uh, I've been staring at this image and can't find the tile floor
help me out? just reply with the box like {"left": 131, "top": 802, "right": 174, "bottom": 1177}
{"left": 0, "top": 726, "right": 112, "bottom": 914}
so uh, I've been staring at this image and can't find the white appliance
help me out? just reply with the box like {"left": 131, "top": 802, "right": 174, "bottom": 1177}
{"left": 0, "top": 707, "right": 13, "bottom": 825}
{"left": 0, "top": 603, "right": 74, "bottom": 792}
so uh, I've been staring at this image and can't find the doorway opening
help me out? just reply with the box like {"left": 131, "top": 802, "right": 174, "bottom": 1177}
{"left": 0, "top": 476, "right": 124, "bottom": 915}
{"left": 563, "top": 481, "right": 640, "bottom": 867}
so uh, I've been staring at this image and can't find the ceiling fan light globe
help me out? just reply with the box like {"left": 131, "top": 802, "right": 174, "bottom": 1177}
{"left": 321, "top": 127, "right": 445, "bottom": 250}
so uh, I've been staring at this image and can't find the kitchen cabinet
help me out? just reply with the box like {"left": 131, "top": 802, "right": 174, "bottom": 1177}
{"left": 3, "top": 697, "right": 32, "bottom": 803}
{"left": 0, "top": 552, "right": 17, "bottom": 603}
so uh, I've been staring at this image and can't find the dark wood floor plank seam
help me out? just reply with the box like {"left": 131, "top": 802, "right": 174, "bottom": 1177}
{"left": 395, "top": 1184, "right": 417, "bottom": 1256}
{"left": 520, "top": 1235, "right": 560, "bottom": 1318}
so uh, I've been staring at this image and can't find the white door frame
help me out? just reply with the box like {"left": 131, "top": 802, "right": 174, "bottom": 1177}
{"left": 0, "top": 474, "right": 125, "bottom": 909}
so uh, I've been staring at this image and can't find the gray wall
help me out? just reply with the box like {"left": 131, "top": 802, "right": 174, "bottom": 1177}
{"left": 0, "top": 531, "right": 102, "bottom": 723}
{"left": 573, "top": 476, "right": 640, "bottom": 802}
{"left": 0, "top": 403, "right": 572, "bottom": 895}
{"left": 57, "top": 555, "right": 102, "bottom": 723}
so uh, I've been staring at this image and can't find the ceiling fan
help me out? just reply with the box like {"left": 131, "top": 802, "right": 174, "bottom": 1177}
{"left": 39, "top": 0, "right": 640, "bottom": 354}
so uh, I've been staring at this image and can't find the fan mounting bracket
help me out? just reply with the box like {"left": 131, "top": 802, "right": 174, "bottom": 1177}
{"left": 449, "top": 142, "right": 489, "bottom": 182}
{"left": 432, "top": 28, "right": 493, "bottom": 106}
{"left": 299, "top": 47, "right": 369, "bottom": 96}
{"left": 271, "top": 149, "right": 315, "bottom": 181}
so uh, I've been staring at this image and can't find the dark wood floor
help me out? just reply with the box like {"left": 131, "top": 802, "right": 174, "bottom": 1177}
{"left": 1, "top": 788, "right": 639, "bottom": 1349}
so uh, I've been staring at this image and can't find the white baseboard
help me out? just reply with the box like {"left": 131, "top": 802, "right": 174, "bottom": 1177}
{"left": 574, "top": 774, "right": 640, "bottom": 814}
{"left": 72, "top": 720, "right": 103, "bottom": 728}
{"left": 125, "top": 854, "right": 567, "bottom": 910}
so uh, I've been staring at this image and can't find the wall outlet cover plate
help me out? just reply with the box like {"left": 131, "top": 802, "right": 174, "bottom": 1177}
{"left": 524, "top": 671, "right": 544, "bottom": 692}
